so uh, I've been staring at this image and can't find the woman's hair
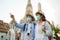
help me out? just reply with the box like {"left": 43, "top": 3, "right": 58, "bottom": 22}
{"left": 36, "top": 12, "right": 46, "bottom": 21}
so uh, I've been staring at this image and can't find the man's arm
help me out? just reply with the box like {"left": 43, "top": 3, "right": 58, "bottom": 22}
{"left": 30, "top": 23, "right": 35, "bottom": 40}
{"left": 15, "top": 22, "right": 25, "bottom": 29}
{"left": 10, "top": 14, "right": 25, "bottom": 30}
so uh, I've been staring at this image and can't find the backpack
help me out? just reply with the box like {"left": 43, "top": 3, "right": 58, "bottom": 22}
{"left": 23, "top": 23, "right": 36, "bottom": 31}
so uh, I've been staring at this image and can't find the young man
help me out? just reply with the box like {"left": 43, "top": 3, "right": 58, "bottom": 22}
{"left": 10, "top": 14, "right": 35, "bottom": 40}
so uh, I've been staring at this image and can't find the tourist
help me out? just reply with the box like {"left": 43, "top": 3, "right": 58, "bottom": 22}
{"left": 10, "top": 14, "right": 35, "bottom": 40}
{"left": 35, "top": 12, "right": 52, "bottom": 40}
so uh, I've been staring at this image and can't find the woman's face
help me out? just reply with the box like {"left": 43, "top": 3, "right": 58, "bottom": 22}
{"left": 36, "top": 14, "right": 41, "bottom": 21}
{"left": 26, "top": 16, "right": 32, "bottom": 23}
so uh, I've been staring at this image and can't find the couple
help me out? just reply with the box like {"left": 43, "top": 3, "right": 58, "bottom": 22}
{"left": 10, "top": 12, "right": 52, "bottom": 40}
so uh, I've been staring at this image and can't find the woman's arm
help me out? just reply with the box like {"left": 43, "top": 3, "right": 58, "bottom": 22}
{"left": 45, "top": 22, "right": 52, "bottom": 36}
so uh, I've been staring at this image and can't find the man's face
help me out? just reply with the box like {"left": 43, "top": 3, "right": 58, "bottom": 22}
{"left": 4, "top": 23, "right": 10, "bottom": 29}
{"left": 0, "top": 20, "right": 3, "bottom": 25}
{"left": 4, "top": 23, "right": 9, "bottom": 27}
{"left": 0, "top": 20, "right": 3, "bottom": 28}
{"left": 26, "top": 16, "right": 32, "bottom": 23}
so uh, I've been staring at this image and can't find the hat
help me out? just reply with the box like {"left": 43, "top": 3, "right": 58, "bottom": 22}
{"left": 26, "top": 14, "right": 35, "bottom": 21}
{"left": 36, "top": 12, "right": 46, "bottom": 21}
{"left": 36, "top": 12, "right": 44, "bottom": 16}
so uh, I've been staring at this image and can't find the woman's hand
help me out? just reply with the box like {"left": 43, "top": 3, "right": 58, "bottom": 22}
{"left": 42, "top": 26, "right": 46, "bottom": 33}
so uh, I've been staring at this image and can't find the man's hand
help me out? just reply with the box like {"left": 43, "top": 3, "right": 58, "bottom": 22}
{"left": 10, "top": 13, "right": 16, "bottom": 23}
{"left": 10, "top": 13, "right": 14, "bottom": 19}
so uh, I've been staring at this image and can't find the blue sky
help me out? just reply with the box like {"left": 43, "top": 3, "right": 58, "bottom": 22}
{"left": 0, "top": 0, "right": 60, "bottom": 26}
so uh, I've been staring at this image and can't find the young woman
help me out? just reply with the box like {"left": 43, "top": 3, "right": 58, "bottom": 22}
{"left": 10, "top": 14, "right": 35, "bottom": 40}
{"left": 35, "top": 12, "right": 52, "bottom": 40}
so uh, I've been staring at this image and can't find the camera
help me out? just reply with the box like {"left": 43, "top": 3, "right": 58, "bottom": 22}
{"left": 26, "top": 29, "right": 31, "bottom": 36}
{"left": 27, "top": 33, "right": 30, "bottom": 36}
{"left": 26, "top": 26, "right": 31, "bottom": 36}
